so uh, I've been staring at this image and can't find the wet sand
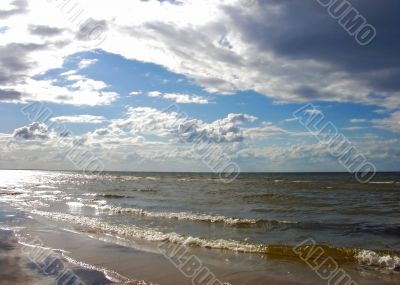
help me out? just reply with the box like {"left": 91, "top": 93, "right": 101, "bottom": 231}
{"left": 0, "top": 228, "right": 117, "bottom": 285}
{"left": 14, "top": 225, "right": 310, "bottom": 285}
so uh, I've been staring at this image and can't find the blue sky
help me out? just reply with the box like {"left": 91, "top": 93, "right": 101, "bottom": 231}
{"left": 0, "top": 0, "right": 399, "bottom": 172}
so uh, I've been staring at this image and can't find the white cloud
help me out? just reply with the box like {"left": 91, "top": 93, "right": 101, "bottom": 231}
{"left": 0, "top": 0, "right": 398, "bottom": 109}
{"left": 372, "top": 111, "right": 400, "bottom": 133}
{"left": 50, "top": 115, "right": 106, "bottom": 124}
{"left": 129, "top": 91, "right": 142, "bottom": 96}
{"left": 1, "top": 0, "right": 399, "bottom": 172}
{"left": 162, "top": 93, "right": 209, "bottom": 104}
{"left": 373, "top": 109, "right": 387, "bottom": 114}
{"left": 78, "top": 58, "right": 98, "bottom": 69}
{"left": 342, "top": 126, "right": 366, "bottom": 131}
{"left": 147, "top": 91, "right": 209, "bottom": 104}
{"left": 244, "top": 122, "right": 286, "bottom": 138}
{"left": 148, "top": 91, "right": 162, "bottom": 97}
{"left": 105, "top": 107, "right": 261, "bottom": 143}
{"left": 11, "top": 76, "right": 119, "bottom": 106}
{"left": 283, "top": 117, "right": 298, "bottom": 123}
{"left": 304, "top": 108, "right": 322, "bottom": 116}
{"left": 350, "top": 118, "right": 367, "bottom": 123}
{"left": 13, "top": 122, "right": 49, "bottom": 140}
{"left": 3, "top": 114, "right": 399, "bottom": 171}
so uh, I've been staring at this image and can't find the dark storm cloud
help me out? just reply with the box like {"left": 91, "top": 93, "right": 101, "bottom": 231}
{"left": 223, "top": 0, "right": 400, "bottom": 94}
{"left": 0, "top": 89, "right": 22, "bottom": 101}
{"left": 0, "top": 43, "right": 46, "bottom": 85}
{"left": 28, "top": 25, "right": 64, "bottom": 37}
{"left": 295, "top": 86, "right": 336, "bottom": 100}
{"left": 0, "top": 72, "right": 10, "bottom": 84}
{"left": 0, "top": 0, "right": 28, "bottom": 19}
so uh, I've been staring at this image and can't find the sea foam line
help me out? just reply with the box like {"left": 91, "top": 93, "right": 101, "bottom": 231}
{"left": 96, "top": 205, "right": 298, "bottom": 226}
{"left": 31, "top": 210, "right": 270, "bottom": 254}
{"left": 102, "top": 205, "right": 260, "bottom": 225}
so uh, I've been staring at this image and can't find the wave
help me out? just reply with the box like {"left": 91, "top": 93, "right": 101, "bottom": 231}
{"left": 100, "top": 205, "right": 296, "bottom": 226}
{"left": 14, "top": 200, "right": 50, "bottom": 209}
{"left": 100, "top": 193, "right": 129, "bottom": 199}
{"left": 104, "top": 205, "right": 259, "bottom": 225}
{"left": 145, "top": 177, "right": 161, "bottom": 181}
{"left": 243, "top": 193, "right": 305, "bottom": 203}
{"left": 138, "top": 188, "right": 160, "bottom": 193}
{"left": 0, "top": 191, "right": 24, "bottom": 196}
{"left": 178, "top": 178, "right": 200, "bottom": 182}
{"left": 116, "top": 176, "right": 142, "bottom": 181}
{"left": 30, "top": 210, "right": 281, "bottom": 253}
{"left": 356, "top": 250, "right": 400, "bottom": 271}
{"left": 36, "top": 185, "right": 58, "bottom": 189}
{"left": 29, "top": 210, "right": 400, "bottom": 271}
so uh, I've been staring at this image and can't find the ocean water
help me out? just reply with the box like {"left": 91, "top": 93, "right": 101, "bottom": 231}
{"left": 0, "top": 170, "right": 399, "bottom": 284}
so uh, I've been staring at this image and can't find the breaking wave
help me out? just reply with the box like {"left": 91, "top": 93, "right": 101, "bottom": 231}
{"left": 100, "top": 205, "right": 297, "bottom": 226}
{"left": 30, "top": 210, "right": 400, "bottom": 271}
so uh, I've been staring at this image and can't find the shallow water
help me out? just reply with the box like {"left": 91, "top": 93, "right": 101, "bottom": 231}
{"left": 0, "top": 170, "right": 399, "bottom": 284}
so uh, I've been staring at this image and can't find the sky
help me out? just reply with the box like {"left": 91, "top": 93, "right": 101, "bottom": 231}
{"left": 0, "top": 0, "right": 399, "bottom": 172}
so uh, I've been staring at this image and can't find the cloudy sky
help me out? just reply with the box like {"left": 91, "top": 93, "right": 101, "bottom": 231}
{"left": 0, "top": 0, "right": 399, "bottom": 172}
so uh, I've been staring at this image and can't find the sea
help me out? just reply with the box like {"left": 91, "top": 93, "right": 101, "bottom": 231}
{"left": 0, "top": 170, "right": 399, "bottom": 285}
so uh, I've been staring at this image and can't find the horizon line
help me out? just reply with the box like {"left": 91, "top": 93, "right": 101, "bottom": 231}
{"left": 1, "top": 168, "right": 399, "bottom": 174}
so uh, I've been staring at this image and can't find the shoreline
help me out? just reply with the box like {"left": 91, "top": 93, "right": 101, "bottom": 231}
{"left": 0, "top": 169, "right": 399, "bottom": 285}
{"left": 1, "top": 201, "right": 400, "bottom": 285}
{"left": 0, "top": 203, "right": 313, "bottom": 285}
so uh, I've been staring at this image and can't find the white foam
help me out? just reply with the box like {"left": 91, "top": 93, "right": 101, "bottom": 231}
{"left": 178, "top": 178, "right": 200, "bottom": 182}
{"left": 36, "top": 185, "right": 58, "bottom": 189}
{"left": 102, "top": 205, "right": 259, "bottom": 225}
{"left": 18, "top": 200, "right": 50, "bottom": 209}
{"left": 58, "top": 202, "right": 297, "bottom": 226}
{"left": 117, "top": 176, "right": 142, "bottom": 181}
{"left": 356, "top": 250, "right": 400, "bottom": 271}
{"left": 145, "top": 177, "right": 161, "bottom": 181}
{"left": 66, "top": 201, "right": 85, "bottom": 207}
{"left": 31, "top": 210, "right": 270, "bottom": 254}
